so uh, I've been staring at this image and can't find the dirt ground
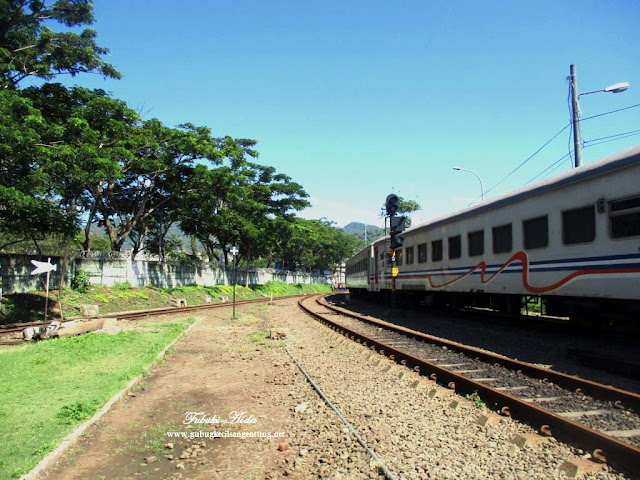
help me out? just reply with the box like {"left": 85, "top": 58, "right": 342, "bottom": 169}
{"left": 43, "top": 300, "right": 306, "bottom": 480}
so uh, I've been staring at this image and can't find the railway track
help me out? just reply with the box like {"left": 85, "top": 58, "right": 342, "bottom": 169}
{"left": 298, "top": 294, "right": 640, "bottom": 474}
{"left": 0, "top": 294, "right": 312, "bottom": 344}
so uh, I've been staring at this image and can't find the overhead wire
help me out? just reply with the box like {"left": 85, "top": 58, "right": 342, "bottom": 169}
{"left": 524, "top": 152, "right": 572, "bottom": 185}
{"left": 467, "top": 123, "right": 570, "bottom": 205}
{"left": 581, "top": 102, "right": 640, "bottom": 122}
{"left": 493, "top": 101, "right": 640, "bottom": 194}
{"left": 583, "top": 129, "right": 640, "bottom": 145}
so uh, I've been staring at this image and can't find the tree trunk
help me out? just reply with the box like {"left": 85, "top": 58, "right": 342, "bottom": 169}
{"left": 57, "top": 232, "right": 71, "bottom": 320}
{"left": 244, "top": 245, "right": 252, "bottom": 288}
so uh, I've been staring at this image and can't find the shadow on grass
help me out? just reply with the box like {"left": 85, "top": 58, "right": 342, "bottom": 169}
{"left": 0, "top": 292, "right": 55, "bottom": 325}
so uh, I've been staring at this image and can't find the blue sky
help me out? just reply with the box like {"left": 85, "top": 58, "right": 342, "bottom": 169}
{"left": 72, "top": 0, "right": 640, "bottom": 227}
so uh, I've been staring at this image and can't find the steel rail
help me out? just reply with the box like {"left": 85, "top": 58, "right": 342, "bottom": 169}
{"left": 318, "top": 297, "right": 640, "bottom": 411}
{"left": 298, "top": 295, "right": 640, "bottom": 474}
{"left": 0, "top": 294, "right": 314, "bottom": 338}
{"left": 111, "top": 294, "right": 312, "bottom": 320}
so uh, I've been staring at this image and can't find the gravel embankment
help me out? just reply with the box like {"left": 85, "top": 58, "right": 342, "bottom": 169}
{"left": 337, "top": 296, "right": 640, "bottom": 394}
{"left": 271, "top": 300, "right": 631, "bottom": 480}
{"left": 316, "top": 303, "right": 640, "bottom": 448}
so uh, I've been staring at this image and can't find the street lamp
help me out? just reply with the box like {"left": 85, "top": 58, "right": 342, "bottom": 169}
{"left": 569, "top": 64, "right": 629, "bottom": 168}
{"left": 453, "top": 167, "right": 484, "bottom": 201}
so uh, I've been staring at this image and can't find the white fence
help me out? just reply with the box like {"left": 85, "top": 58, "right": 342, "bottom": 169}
{"left": 0, "top": 254, "right": 329, "bottom": 294}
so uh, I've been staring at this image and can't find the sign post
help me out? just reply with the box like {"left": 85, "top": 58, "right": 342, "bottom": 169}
{"left": 30, "top": 258, "right": 57, "bottom": 322}
{"left": 230, "top": 246, "right": 239, "bottom": 320}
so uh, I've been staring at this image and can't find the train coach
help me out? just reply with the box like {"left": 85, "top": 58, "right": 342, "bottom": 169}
{"left": 346, "top": 146, "right": 640, "bottom": 326}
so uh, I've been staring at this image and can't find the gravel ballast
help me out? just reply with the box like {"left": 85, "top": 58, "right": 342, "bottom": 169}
{"left": 275, "top": 299, "right": 631, "bottom": 479}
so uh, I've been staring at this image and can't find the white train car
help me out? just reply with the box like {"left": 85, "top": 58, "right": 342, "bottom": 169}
{"left": 346, "top": 146, "right": 640, "bottom": 324}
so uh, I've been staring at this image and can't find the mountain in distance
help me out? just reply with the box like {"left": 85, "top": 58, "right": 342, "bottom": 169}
{"left": 342, "top": 222, "right": 385, "bottom": 243}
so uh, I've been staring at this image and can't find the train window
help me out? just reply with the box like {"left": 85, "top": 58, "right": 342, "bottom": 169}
{"left": 492, "top": 223, "right": 512, "bottom": 254}
{"left": 432, "top": 240, "right": 443, "bottom": 262}
{"left": 610, "top": 196, "right": 640, "bottom": 238}
{"left": 418, "top": 243, "right": 428, "bottom": 263}
{"left": 523, "top": 216, "right": 548, "bottom": 250}
{"left": 448, "top": 235, "right": 461, "bottom": 259}
{"left": 468, "top": 230, "right": 484, "bottom": 256}
{"left": 563, "top": 206, "right": 595, "bottom": 244}
{"left": 405, "top": 246, "right": 414, "bottom": 265}
{"left": 396, "top": 248, "right": 403, "bottom": 266}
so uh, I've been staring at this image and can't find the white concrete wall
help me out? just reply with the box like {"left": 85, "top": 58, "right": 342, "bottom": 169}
{"left": 0, "top": 254, "right": 328, "bottom": 293}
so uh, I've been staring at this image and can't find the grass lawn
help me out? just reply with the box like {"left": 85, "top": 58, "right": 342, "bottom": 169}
{"left": 0, "top": 318, "right": 194, "bottom": 479}
{"left": 0, "top": 281, "right": 331, "bottom": 324}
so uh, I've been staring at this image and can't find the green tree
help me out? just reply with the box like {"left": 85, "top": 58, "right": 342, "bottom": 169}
{"left": 0, "top": 0, "right": 121, "bottom": 89}
{"left": 0, "top": 88, "right": 78, "bottom": 250}
{"left": 179, "top": 157, "right": 309, "bottom": 269}
{"left": 282, "top": 218, "right": 360, "bottom": 272}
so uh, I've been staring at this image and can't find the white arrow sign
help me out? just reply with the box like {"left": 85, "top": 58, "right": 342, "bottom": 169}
{"left": 31, "top": 259, "right": 57, "bottom": 275}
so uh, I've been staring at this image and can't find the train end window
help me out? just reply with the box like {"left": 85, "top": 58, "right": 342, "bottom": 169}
{"left": 523, "top": 216, "right": 548, "bottom": 250}
{"left": 610, "top": 196, "right": 640, "bottom": 238}
{"left": 563, "top": 205, "right": 595, "bottom": 244}
{"left": 396, "top": 248, "right": 403, "bottom": 266}
{"left": 418, "top": 243, "right": 428, "bottom": 263}
{"left": 431, "top": 239, "right": 443, "bottom": 262}
{"left": 492, "top": 223, "right": 512, "bottom": 254}
{"left": 448, "top": 235, "right": 461, "bottom": 259}
{"left": 468, "top": 230, "right": 484, "bottom": 257}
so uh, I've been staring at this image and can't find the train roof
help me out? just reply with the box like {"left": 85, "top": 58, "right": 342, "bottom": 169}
{"left": 402, "top": 144, "right": 640, "bottom": 237}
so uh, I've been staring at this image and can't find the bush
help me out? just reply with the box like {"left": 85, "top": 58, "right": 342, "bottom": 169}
{"left": 70, "top": 270, "right": 91, "bottom": 293}
{"left": 113, "top": 281, "right": 132, "bottom": 291}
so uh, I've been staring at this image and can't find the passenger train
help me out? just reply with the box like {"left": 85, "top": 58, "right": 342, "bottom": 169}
{"left": 345, "top": 146, "right": 640, "bottom": 326}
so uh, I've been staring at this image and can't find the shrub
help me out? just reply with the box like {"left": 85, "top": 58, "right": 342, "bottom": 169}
{"left": 113, "top": 281, "right": 132, "bottom": 291}
{"left": 70, "top": 270, "right": 91, "bottom": 293}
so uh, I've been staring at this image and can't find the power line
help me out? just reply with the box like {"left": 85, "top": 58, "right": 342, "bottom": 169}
{"left": 583, "top": 131, "right": 640, "bottom": 148}
{"left": 524, "top": 152, "right": 572, "bottom": 186}
{"left": 581, "top": 103, "right": 640, "bottom": 122}
{"left": 470, "top": 123, "right": 570, "bottom": 204}
{"left": 583, "top": 129, "right": 640, "bottom": 145}
{"left": 470, "top": 103, "right": 639, "bottom": 205}
{"left": 525, "top": 129, "right": 640, "bottom": 186}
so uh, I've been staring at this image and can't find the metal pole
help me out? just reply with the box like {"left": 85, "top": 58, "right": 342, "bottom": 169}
{"left": 570, "top": 64, "right": 582, "bottom": 168}
{"left": 44, "top": 258, "right": 51, "bottom": 323}
{"left": 232, "top": 257, "right": 237, "bottom": 319}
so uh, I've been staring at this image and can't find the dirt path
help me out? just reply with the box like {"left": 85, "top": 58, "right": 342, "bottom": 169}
{"left": 44, "top": 301, "right": 303, "bottom": 480}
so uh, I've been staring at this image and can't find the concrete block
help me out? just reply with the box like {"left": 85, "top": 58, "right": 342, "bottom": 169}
{"left": 511, "top": 433, "right": 549, "bottom": 448}
{"left": 428, "top": 388, "right": 454, "bottom": 399}
{"left": 411, "top": 379, "right": 433, "bottom": 390}
{"left": 475, "top": 413, "right": 503, "bottom": 426}
{"left": 167, "top": 298, "right": 187, "bottom": 307}
{"left": 80, "top": 304, "right": 99, "bottom": 317}
{"left": 449, "top": 399, "right": 475, "bottom": 411}
{"left": 559, "top": 459, "right": 605, "bottom": 478}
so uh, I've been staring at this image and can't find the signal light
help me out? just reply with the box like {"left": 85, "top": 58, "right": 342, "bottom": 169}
{"left": 385, "top": 194, "right": 399, "bottom": 216}
{"left": 391, "top": 235, "right": 404, "bottom": 249}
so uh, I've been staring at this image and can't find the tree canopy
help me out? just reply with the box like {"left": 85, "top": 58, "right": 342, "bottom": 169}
{"left": 0, "top": 0, "right": 121, "bottom": 89}
{"left": 0, "top": 1, "right": 362, "bottom": 273}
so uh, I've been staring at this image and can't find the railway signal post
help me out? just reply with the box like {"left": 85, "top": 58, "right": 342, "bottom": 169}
{"left": 385, "top": 194, "right": 406, "bottom": 308}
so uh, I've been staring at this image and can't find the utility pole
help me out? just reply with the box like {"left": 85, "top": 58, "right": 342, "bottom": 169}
{"left": 569, "top": 64, "right": 629, "bottom": 169}
{"left": 570, "top": 64, "right": 582, "bottom": 168}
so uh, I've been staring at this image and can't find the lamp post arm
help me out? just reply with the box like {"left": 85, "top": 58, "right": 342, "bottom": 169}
{"left": 453, "top": 167, "right": 484, "bottom": 201}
